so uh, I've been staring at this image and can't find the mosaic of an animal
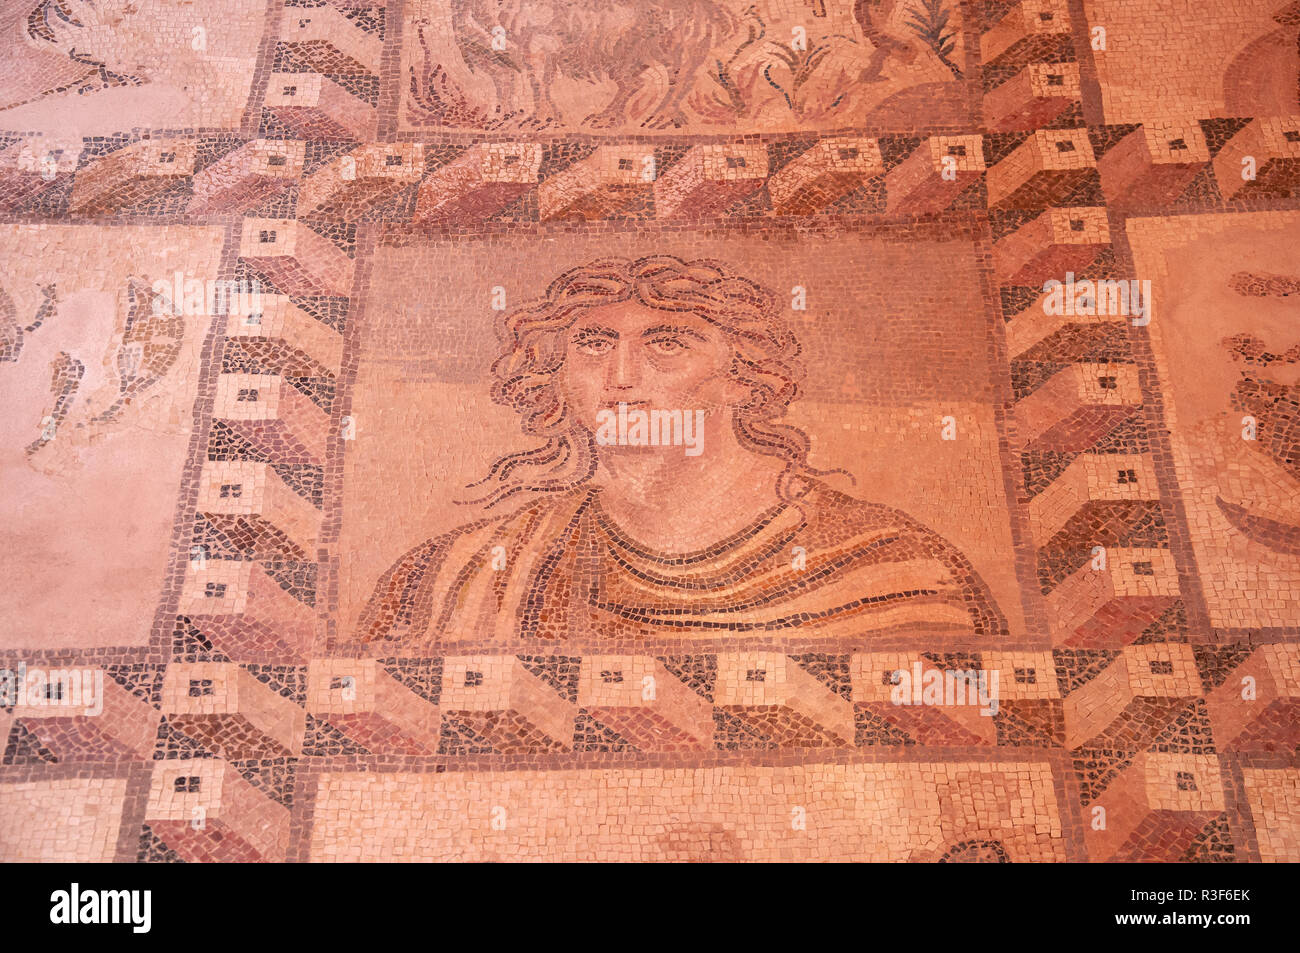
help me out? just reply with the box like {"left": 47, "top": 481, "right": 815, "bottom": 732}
{"left": 446, "top": 0, "right": 742, "bottom": 129}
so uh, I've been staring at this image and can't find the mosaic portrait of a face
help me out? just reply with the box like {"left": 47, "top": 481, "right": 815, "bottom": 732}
{"left": 331, "top": 230, "right": 1028, "bottom": 655}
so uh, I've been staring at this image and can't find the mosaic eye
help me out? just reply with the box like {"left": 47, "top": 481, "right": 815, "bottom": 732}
{"left": 573, "top": 334, "right": 614, "bottom": 355}
{"left": 647, "top": 335, "right": 689, "bottom": 355}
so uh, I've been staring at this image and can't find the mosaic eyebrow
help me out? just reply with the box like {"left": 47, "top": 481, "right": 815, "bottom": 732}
{"left": 641, "top": 324, "right": 708, "bottom": 341}
{"left": 571, "top": 326, "right": 619, "bottom": 339}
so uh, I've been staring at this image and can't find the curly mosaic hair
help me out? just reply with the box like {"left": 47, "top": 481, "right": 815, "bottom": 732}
{"left": 464, "top": 254, "right": 847, "bottom": 508}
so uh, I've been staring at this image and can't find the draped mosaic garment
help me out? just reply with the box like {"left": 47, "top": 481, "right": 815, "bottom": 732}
{"left": 357, "top": 480, "right": 1008, "bottom": 646}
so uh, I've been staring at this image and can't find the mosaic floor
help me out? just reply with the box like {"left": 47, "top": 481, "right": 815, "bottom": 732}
{"left": 0, "top": 0, "right": 1297, "bottom": 864}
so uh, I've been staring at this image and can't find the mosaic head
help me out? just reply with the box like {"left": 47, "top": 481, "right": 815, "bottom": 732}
{"left": 468, "top": 255, "right": 830, "bottom": 506}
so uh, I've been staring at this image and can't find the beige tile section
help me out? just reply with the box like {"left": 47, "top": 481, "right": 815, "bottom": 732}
{"left": 983, "top": 652, "right": 1061, "bottom": 700}
{"left": 310, "top": 762, "right": 1067, "bottom": 862}
{"left": 0, "top": 224, "right": 225, "bottom": 650}
{"left": 1085, "top": 0, "right": 1298, "bottom": 124}
{"left": 0, "top": 777, "right": 127, "bottom": 861}
{"left": 1127, "top": 210, "right": 1300, "bottom": 627}
{"left": 0, "top": 0, "right": 269, "bottom": 135}
{"left": 1242, "top": 768, "right": 1300, "bottom": 862}
{"left": 1142, "top": 753, "right": 1225, "bottom": 813}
